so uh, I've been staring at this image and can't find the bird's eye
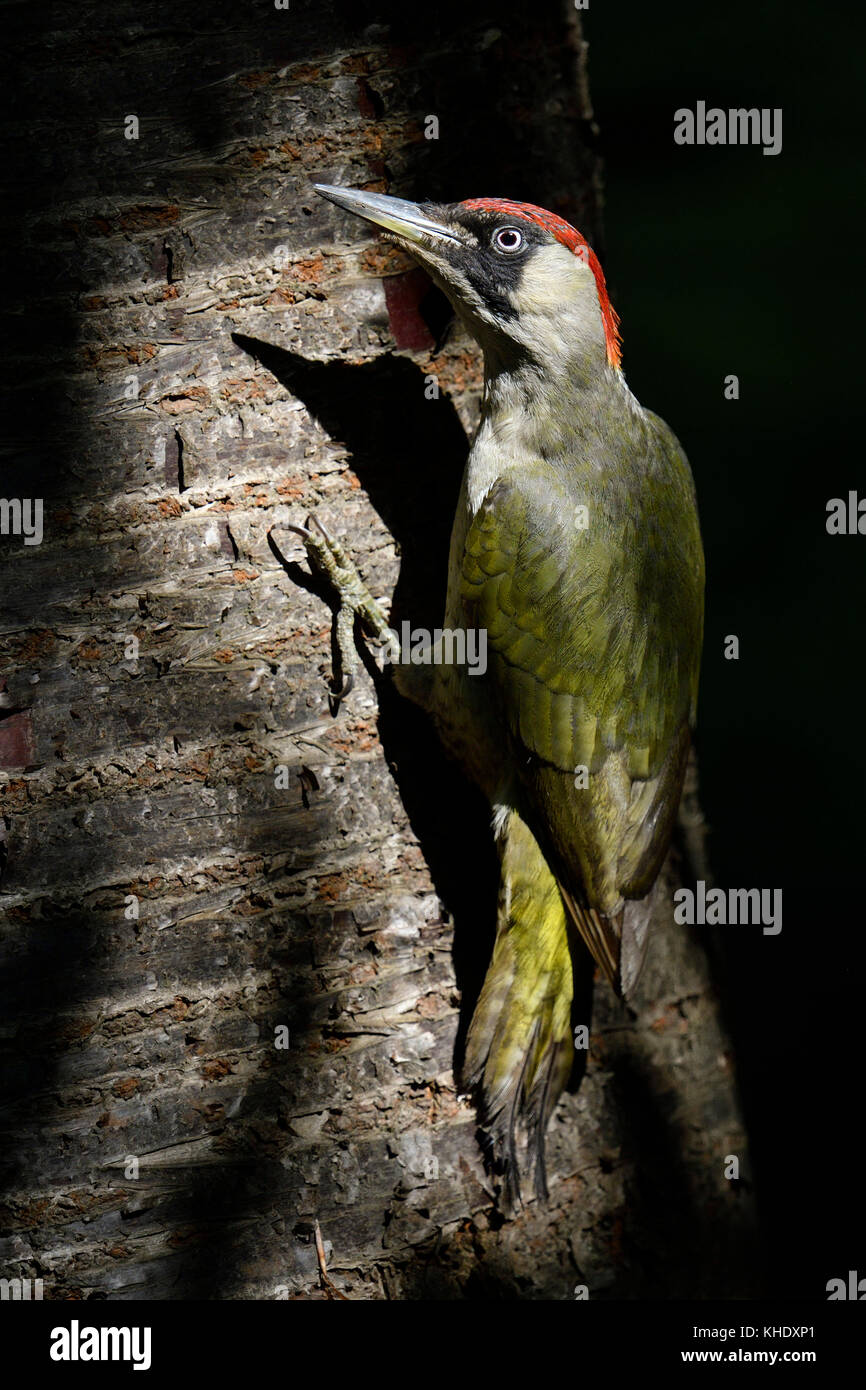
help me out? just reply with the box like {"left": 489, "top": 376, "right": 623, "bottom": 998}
{"left": 492, "top": 226, "right": 525, "bottom": 254}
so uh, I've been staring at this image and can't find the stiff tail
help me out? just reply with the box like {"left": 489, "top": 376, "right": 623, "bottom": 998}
{"left": 463, "top": 811, "right": 575, "bottom": 1202}
{"left": 558, "top": 876, "right": 659, "bottom": 1001}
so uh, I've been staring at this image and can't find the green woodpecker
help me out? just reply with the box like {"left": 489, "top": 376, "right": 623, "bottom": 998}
{"left": 292, "top": 184, "right": 705, "bottom": 1199}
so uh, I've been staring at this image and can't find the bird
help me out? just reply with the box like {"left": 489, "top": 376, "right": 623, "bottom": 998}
{"left": 291, "top": 183, "right": 705, "bottom": 1201}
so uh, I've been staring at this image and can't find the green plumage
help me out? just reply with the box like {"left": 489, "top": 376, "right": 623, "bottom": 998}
{"left": 458, "top": 408, "right": 704, "bottom": 919}
{"left": 412, "top": 383, "right": 705, "bottom": 1196}
{"left": 463, "top": 811, "right": 574, "bottom": 1202}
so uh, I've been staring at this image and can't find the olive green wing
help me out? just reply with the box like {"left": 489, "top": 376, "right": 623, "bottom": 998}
{"left": 460, "top": 449, "right": 703, "bottom": 985}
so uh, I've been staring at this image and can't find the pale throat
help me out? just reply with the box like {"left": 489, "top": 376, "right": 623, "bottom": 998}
{"left": 464, "top": 299, "right": 613, "bottom": 515}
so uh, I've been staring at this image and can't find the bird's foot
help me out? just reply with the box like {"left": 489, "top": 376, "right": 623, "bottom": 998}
{"left": 285, "top": 513, "right": 394, "bottom": 712}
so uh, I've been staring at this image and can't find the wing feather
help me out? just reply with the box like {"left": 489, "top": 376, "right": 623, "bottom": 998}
{"left": 459, "top": 431, "right": 703, "bottom": 986}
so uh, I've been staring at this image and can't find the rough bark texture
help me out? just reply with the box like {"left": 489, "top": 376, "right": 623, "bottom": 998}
{"left": 1, "top": 0, "right": 758, "bottom": 1299}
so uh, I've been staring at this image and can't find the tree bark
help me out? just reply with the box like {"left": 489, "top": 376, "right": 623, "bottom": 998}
{"left": 0, "top": 0, "right": 758, "bottom": 1299}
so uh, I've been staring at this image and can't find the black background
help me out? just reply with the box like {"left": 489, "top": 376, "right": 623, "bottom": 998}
{"left": 587, "top": 0, "right": 866, "bottom": 1293}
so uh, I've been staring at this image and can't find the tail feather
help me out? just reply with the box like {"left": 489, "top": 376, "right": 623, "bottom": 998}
{"left": 558, "top": 877, "right": 658, "bottom": 1001}
{"left": 463, "top": 811, "right": 575, "bottom": 1202}
{"left": 557, "top": 882, "right": 621, "bottom": 991}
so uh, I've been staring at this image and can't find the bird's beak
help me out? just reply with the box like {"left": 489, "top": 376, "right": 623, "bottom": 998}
{"left": 313, "top": 184, "right": 462, "bottom": 247}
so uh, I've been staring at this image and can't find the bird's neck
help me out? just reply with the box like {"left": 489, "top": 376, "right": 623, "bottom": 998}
{"left": 446, "top": 337, "right": 633, "bottom": 616}
{"left": 460, "top": 331, "right": 639, "bottom": 518}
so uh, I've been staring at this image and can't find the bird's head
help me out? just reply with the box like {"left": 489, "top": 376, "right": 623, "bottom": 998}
{"left": 314, "top": 184, "right": 621, "bottom": 375}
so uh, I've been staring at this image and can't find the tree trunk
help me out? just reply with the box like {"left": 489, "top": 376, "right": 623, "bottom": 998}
{"left": 0, "top": 0, "right": 758, "bottom": 1299}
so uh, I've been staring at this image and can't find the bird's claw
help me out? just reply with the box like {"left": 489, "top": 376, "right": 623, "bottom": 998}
{"left": 287, "top": 513, "right": 330, "bottom": 544}
{"left": 282, "top": 510, "right": 392, "bottom": 714}
{"left": 328, "top": 672, "right": 354, "bottom": 715}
